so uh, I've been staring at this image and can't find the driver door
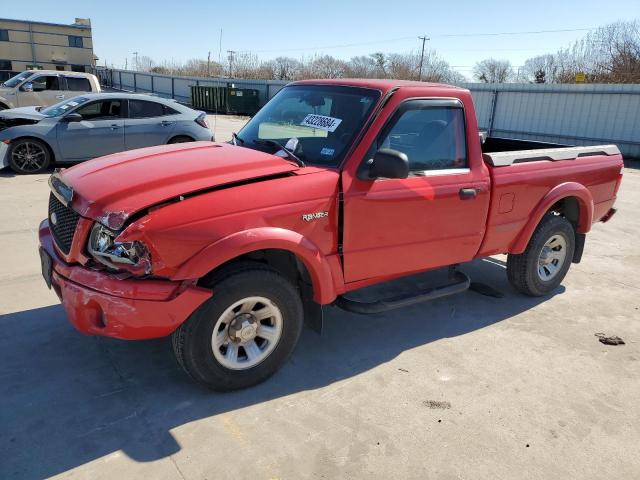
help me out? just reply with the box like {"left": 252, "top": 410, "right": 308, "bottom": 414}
{"left": 57, "top": 99, "right": 125, "bottom": 161}
{"left": 341, "top": 99, "right": 490, "bottom": 282}
{"left": 17, "top": 74, "right": 66, "bottom": 107}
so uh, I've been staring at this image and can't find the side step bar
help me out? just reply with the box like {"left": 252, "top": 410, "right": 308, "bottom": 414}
{"left": 334, "top": 271, "right": 470, "bottom": 315}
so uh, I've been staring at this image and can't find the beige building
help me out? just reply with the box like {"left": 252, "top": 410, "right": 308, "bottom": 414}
{"left": 0, "top": 17, "right": 95, "bottom": 73}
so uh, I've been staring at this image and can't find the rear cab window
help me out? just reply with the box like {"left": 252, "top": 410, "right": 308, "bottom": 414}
{"left": 65, "top": 76, "right": 92, "bottom": 92}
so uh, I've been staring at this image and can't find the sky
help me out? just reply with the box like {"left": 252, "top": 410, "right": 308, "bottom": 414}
{"left": 9, "top": 0, "right": 640, "bottom": 79}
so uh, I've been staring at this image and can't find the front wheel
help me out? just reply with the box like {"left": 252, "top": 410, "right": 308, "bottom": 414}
{"left": 172, "top": 265, "right": 303, "bottom": 391}
{"left": 8, "top": 138, "right": 51, "bottom": 174}
{"left": 507, "top": 214, "right": 575, "bottom": 296}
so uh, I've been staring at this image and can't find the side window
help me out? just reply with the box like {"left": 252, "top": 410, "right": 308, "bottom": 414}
{"left": 31, "top": 75, "right": 60, "bottom": 92}
{"left": 65, "top": 77, "right": 92, "bottom": 92}
{"left": 68, "top": 35, "right": 84, "bottom": 48}
{"left": 75, "top": 100, "right": 121, "bottom": 120}
{"left": 128, "top": 100, "right": 165, "bottom": 119}
{"left": 377, "top": 105, "right": 467, "bottom": 172}
{"left": 163, "top": 105, "right": 179, "bottom": 115}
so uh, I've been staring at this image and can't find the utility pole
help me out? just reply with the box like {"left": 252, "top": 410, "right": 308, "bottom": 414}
{"left": 125, "top": 57, "right": 128, "bottom": 70}
{"left": 132, "top": 51, "right": 139, "bottom": 71}
{"left": 207, "top": 51, "right": 211, "bottom": 76}
{"left": 418, "top": 35, "right": 430, "bottom": 81}
{"left": 227, "top": 50, "right": 236, "bottom": 78}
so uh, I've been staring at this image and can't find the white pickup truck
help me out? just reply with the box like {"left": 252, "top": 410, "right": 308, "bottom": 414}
{"left": 0, "top": 70, "right": 101, "bottom": 110}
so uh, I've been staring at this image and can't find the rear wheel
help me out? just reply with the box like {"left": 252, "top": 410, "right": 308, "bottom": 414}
{"left": 507, "top": 214, "right": 575, "bottom": 296}
{"left": 172, "top": 265, "right": 304, "bottom": 391}
{"left": 8, "top": 138, "right": 51, "bottom": 174}
{"left": 168, "top": 135, "right": 194, "bottom": 144}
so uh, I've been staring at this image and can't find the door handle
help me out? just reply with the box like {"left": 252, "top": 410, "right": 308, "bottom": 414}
{"left": 459, "top": 187, "right": 479, "bottom": 199}
{"left": 110, "top": 124, "right": 120, "bottom": 130}
{"left": 160, "top": 121, "right": 174, "bottom": 126}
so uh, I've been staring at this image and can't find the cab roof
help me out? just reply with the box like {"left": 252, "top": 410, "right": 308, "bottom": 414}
{"left": 289, "top": 78, "right": 464, "bottom": 94}
{"left": 22, "top": 70, "right": 97, "bottom": 77}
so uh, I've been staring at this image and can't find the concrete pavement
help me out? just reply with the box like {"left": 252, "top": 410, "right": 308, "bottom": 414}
{"left": 1, "top": 121, "right": 639, "bottom": 479}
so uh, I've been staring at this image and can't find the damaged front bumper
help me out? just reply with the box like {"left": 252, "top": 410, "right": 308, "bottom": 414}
{"left": 39, "top": 220, "right": 212, "bottom": 340}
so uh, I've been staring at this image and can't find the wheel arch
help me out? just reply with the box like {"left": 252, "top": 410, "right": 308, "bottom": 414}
{"left": 168, "top": 134, "right": 195, "bottom": 143}
{"left": 510, "top": 182, "right": 593, "bottom": 254}
{"left": 172, "top": 227, "right": 339, "bottom": 304}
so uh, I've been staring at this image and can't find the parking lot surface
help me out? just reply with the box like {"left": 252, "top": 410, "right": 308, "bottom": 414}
{"left": 1, "top": 118, "right": 639, "bottom": 479}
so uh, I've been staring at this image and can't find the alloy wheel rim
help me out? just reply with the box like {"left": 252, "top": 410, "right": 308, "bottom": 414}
{"left": 211, "top": 296, "right": 283, "bottom": 370}
{"left": 12, "top": 142, "right": 46, "bottom": 171}
{"left": 537, "top": 234, "right": 567, "bottom": 281}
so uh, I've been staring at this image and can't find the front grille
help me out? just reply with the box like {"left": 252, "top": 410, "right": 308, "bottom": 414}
{"left": 48, "top": 193, "right": 79, "bottom": 254}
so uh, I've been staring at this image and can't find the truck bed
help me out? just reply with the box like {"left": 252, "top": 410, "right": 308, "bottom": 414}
{"left": 477, "top": 137, "right": 624, "bottom": 257}
{"left": 482, "top": 136, "right": 620, "bottom": 167}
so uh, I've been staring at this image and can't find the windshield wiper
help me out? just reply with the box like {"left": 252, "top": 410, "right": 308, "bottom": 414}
{"left": 231, "top": 132, "right": 245, "bottom": 145}
{"left": 253, "top": 139, "right": 305, "bottom": 167}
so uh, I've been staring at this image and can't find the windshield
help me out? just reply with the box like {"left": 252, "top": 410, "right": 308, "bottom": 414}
{"left": 41, "top": 97, "right": 92, "bottom": 117}
{"left": 2, "top": 71, "right": 35, "bottom": 88}
{"left": 237, "top": 85, "right": 380, "bottom": 167}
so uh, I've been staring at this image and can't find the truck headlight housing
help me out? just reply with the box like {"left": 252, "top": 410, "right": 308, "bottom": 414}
{"left": 88, "top": 223, "right": 151, "bottom": 275}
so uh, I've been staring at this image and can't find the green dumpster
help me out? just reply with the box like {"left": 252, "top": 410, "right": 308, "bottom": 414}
{"left": 227, "top": 88, "right": 260, "bottom": 115}
{"left": 190, "top": 85, "right": 227, "bottom": 112}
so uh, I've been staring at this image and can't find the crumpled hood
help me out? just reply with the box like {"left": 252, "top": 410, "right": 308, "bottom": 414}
{"left": 0, "top": 106, "right": 45, "bottom": 121}
{"left": 60, "top": 141, "right": 298, "bottom": 229}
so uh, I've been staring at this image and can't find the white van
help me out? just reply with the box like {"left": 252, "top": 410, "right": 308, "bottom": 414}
{"left": 0, "top": 70, "right": 101, "bottom": 110}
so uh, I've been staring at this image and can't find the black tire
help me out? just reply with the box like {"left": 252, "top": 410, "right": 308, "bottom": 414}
{"left": 507, "top": 214, "right": 575, "bottom": 296}
{"left": 168, "top": 135, "right": 194, "bottom": 144}
{"left": 8, "top": 138, "right": 52, "bottom": 174}
{"left": 172, "top": 265, "right": 304, "bottom": 391}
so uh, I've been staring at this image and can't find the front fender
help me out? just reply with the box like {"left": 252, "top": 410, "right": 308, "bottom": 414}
{"left": 172, "top": 227, "right": 338, "bottom": 304}
{"left": 0, "top": 96, "right": 14, "bottom": 109}
{"left": 510, "top": 182, "right": 593, "bottom": 254}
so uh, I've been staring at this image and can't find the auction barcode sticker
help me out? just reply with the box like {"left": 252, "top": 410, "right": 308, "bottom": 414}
{"left": 300, "top": 114, "right": 342, "bottom": 132}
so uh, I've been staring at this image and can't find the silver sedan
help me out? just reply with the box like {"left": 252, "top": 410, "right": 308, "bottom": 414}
{"left": 0, "top": 93, "right": 214, "bottom": 174}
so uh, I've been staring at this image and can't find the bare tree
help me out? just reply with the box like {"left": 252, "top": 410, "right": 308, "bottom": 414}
{"left": 134, "top": 55, "right": 155, "bottom": 72}
{"left": 521, "top": 20, "right": 640, "bottom": 84}
{"left": 345, "top": 55, "right": 378, "bottom": 78}
{"left": 473, "top": 58, "right": 513, "bottom": 83}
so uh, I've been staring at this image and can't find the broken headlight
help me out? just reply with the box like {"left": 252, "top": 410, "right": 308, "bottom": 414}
{"left": 88, "top": 223, "right": 151, "bottom": 275}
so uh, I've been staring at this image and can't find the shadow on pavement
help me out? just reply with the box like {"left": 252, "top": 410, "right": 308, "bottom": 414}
{"left": 0, "top": 258, "right": 561, "bottom": 479}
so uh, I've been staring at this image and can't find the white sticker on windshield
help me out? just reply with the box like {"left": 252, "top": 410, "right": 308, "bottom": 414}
{"left": 320, "top": 147, "right": 335, "bottom": 156}
{"left": 68, "top": 101, "right": 79, "bottom": 107}
{"left": 300, "top": 114, "right": 342, "bottom": 132}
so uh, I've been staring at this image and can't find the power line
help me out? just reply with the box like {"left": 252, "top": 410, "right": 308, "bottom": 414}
{"left": 236, "top": 27, "right": 595, "bottom": 54}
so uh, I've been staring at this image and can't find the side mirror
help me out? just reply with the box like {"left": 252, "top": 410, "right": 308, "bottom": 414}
{"left": 21, "top": 82, "right": 33, "bottom": 93}
{"left": 369, "top": 148, "right": 409, "bottom": 179}
{"left": 63, "top": 113, "right": 83, "bottom": 122}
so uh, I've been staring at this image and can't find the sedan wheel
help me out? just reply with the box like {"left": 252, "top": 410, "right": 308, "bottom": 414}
{"left": 9, "top": 139, "right": 51, "bottom": 174}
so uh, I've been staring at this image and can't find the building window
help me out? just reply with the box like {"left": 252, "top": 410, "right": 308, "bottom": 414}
{"left": 55, "top": 65, "right": 66, "bottom": 71}
{"left": 68, "top": 35, "right": 84, "bottom": 48}
{"left": 0, "top": 30, "right": 8, "bottom": 41}
{"left": 0, "top": 60, "right": 12, "bottom": 71}
{"left": 71, "top": 65, "right": 86, "bottom": 73}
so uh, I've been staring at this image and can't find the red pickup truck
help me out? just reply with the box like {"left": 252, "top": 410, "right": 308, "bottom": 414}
{"left": 39, "top": 79, "right": 623, "bottom": 390}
